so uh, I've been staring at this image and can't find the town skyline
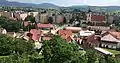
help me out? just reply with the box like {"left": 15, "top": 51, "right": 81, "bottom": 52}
{"left": 0, "top": 0, "right": 120, "bottom": 62}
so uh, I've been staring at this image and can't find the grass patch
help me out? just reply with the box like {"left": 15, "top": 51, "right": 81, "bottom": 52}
{"left": 0, "top": 56, "right": 9, "bottom": 58}
{"left": 103, "top": 48, "right": 120, "bottom": 55}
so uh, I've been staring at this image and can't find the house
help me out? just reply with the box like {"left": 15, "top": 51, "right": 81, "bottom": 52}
{"left": 100, "top": 31, "right": 120, "bottom": 49}
{"left": 58, "top": 30, "right": 73, "bottom": 42}
{"left": 2, "top": 29, "right": 7, "bottom": 34}
{"left": 0, "top": 28, "right": 7, "bottom": 34}
{"left": 79, "top": 30, "right": 98, "bottom": 46}
{"left": 30, "top": 29, "right": 41, "bottom": 41}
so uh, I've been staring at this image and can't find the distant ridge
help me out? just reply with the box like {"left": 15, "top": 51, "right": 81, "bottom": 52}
{"left": 0, "top": 0, "right": 59, "bottom": 8}
{"left": 0, "top": 0, "right": 120, "bottom": 11}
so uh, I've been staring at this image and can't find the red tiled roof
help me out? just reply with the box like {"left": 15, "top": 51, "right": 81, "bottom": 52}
{"left": 91, "top": 15, "right": 106, "bottom": 21}
{"left": 58, "top": 30, "right": 72, "bottom": 42}
{"left": 30, "top": 29, "right": 41, "bottom": 41}
{"left": 37, "top": 23, "right": 54, "bottom": 28}
{"left": 101, "top": 31, "right": 120, "bottom": 43}
{"left": 110, "top": 32, "right": 120, "bottom": 40}
{"left": 30, "top": 29, "right": 40, "bottom": 35}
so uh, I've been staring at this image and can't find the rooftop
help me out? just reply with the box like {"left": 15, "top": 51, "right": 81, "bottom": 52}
{"left": 91, "top": 15, "right": 106, "bottom": 21}
{"left": 79, "top": 30, "right": 95, "bottom": 37}
{"left": 37, "top": 23, "right": 54, "bottom": 29}
{"left": 58, "top": 30, "right": 72, "bottom": 42}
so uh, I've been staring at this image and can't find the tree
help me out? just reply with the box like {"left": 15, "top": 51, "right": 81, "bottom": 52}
{"left": 13, "top": 39, "right": 34, "bottom": 55}
{"left": 63, "top": 17, "right": 67, "bottom": 24}
{"left": 25, "top": 15, "right": 36, "bottom": 23}
{"left": 0, "top": 53, "right": 30, "bottom": 63}
{"left": 23, "top": 23, "right": 35, "bottom": 31}
{"left": 73, "top": 9, "right": 81, "bottom": 12}
{"left": 104, "top": 55, "right": 117, "bottom": 63}
{"left": 0, "top": 34, "right": 13, "bottom": 56}
{"left": 0, "top": 16, "right": 8, "bottom": 25}
{"left": 2, "top": 21, "right": 21, "bottom": 32}
{"left": 0, "top": 16, "right": 22, "bottom": 32}
{"left": 0, "top": 34, "right": 34, "bottom": 56}
{"left": 0, "top": 35, "right": 119, "bottom": 63}
{"left": 69, "top": 18, "right": 74, "bottom": 24}
{"left": 85, "top": 49, "right": 98, "bottom": 63}
{"left": 48, "top": 17, "right": 53, "bottom": 24}
{"left": 42, "top": 35, "right": 85, "bottom": 63}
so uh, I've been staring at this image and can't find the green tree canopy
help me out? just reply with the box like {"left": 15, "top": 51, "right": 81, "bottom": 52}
{"left": 63, "top": 17, "right": 67, "bottom": 24}
{"left": 0, "top": 34, "right": 34, "bottom": 56}
{"left": 0, "top": 16, "right": 22, "bottom": 32}
{"left": 2, "top": 21, "right": 21, "bottom": 32}
{"left": 25, "top": 15, "right": 35, "bottom": 23}
{"left": 48, "top": 17, "right": 53, "bottom": 24}
{"left": 42, "top": 35, "right": 85, "bottom": 63}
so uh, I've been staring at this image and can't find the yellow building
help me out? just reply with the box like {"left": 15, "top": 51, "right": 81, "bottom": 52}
{"left": 1, "top": 11, "right": 13, "bottom": 18}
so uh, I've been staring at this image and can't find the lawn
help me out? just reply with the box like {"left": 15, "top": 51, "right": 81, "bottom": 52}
{"left": 103, "top": 48, "right": 120, "bottom": 55}
{"left": 0, "top": 56, "right": 9, "bottom": 58}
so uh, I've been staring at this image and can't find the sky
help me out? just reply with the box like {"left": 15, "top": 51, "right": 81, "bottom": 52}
{"left": 8, "top": 0, "right": 120, "bottom": 6}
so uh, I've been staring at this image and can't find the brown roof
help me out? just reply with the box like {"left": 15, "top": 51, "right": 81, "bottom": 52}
{"left": 58, "top": 30, "right": 72, "bottom": 42}
{"left": 91, "top": 15, "right": 106, "bottom": 21}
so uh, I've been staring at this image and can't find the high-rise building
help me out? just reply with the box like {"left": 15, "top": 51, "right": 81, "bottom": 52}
{"left": 56, "top": 15, "right": 63, "bottom": 23}
{"left": 28, "top": 12, "right": 38, "bottom": 17}
{"left": 14, "top": 12, "right": 28, "bottom": 20}
{"left": 35, "top": 13, "right": 48, "bottom": 23}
